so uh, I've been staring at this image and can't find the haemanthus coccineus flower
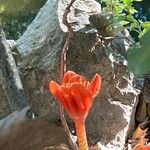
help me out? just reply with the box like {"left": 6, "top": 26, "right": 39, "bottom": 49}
{"left": 49, "top": 70, "right": 101, "bottom": 122}
{"left": 49, "top": 70, "right": 101, "bottom": 150}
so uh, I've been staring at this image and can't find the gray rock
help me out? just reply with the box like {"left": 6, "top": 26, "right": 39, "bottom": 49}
{"left": 0, "top": 106, "right": 30, "bottom": 133}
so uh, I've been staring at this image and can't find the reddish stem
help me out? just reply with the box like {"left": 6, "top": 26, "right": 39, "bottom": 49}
{"left": 60, "top": 38, "right": 69, "bottom": 81}
{"left": 59, "top": 0, "right": 77, "bottom": 149}
{"left": 59, "top": 38, "right": 78, "bottom": 150}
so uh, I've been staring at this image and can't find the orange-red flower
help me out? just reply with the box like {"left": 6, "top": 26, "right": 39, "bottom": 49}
{"left": 49, "top": 70, "right": 101, "bottom": 121}
{"left": 132, "top": 145, "right": 150, "bottom": 150}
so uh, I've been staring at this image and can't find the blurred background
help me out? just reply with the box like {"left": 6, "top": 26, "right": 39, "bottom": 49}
{"left": 0, "top": 0, "right": 47, "bottom": 39}
{"left": 0, "top": 0, "right": 149, "bottom": 40}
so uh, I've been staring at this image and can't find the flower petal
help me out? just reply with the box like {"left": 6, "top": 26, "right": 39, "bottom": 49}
{"left": 49, "top": 81, "right": 68, "bottom": 109}
{"left": 49, "top": 80, "right": 60, "bottom": 96}
{"left": 89, "top": 74, "right": 101, "bottom": 98}
{"left": 62, "top": 71, "right": 76, "bottom": 84}
{"left": 70, "top": 83, "right": 92, "bottom": 120}
{"left": 68, "top": 75, "right": 86, "bottom": 84}
{"left": 59, "top": 86, "right": 79, "bottom": 119}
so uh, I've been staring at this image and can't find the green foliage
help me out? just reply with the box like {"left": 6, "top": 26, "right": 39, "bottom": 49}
{"left": 101, "top": 0, "right": 148, "bottom": 36}
{"left": 140, "top": 21, "right": 150, "bottom": 37}
{"left": 101, "top": 0, "right": 150, "bottom": 76}
{"left": 0, "top": 0, "right": 46, "bottom": 39}
{"left": 128, "top": 29, "right": 150, "bottom": 75}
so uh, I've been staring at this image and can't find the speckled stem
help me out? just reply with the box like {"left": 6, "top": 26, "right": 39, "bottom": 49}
{"left": 75, "top": 120, "right": 88, "bottom": 150}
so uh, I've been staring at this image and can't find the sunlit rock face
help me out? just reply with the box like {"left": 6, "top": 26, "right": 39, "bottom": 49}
{"left": 87, "top": 48, "right": 141, "bottom": 150}
{"left": 0, "top": 0, "right": 102, "bottom": 118}
{"left": 67, "top": 27, "right": 144, "bottom": 149}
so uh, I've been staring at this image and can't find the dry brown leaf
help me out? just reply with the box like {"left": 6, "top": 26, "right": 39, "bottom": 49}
{"left": 132, "top": 126, "right": 147, "bottom": 140}
{"left": 128, "top": 122, "right": 149, "bottom": 150}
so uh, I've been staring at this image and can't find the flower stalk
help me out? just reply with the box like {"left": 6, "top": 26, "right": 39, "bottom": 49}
{"left": 75, "top": 120, "right": 88, "bottom": 150}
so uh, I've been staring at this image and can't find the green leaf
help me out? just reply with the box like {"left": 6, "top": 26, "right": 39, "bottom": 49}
{"left": 139, "top": 22, "right": 150, "bottom": 37}
{"left": 120, "top": 20, "right": 130, "bottom": 25}
{"left": 128, "top": 29, "right": 150, "bottom": 75}
{"left": 133, "top": 0, "right": 142, "bottom": 1}
{"left": 143, "top": 21, "right": 150, "bottom": 29}
{"left": 122, "top": 0, "right": 133, "bottom": 5}
{"left": 129, "top": 8, "right": 138, "bottom": 14}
